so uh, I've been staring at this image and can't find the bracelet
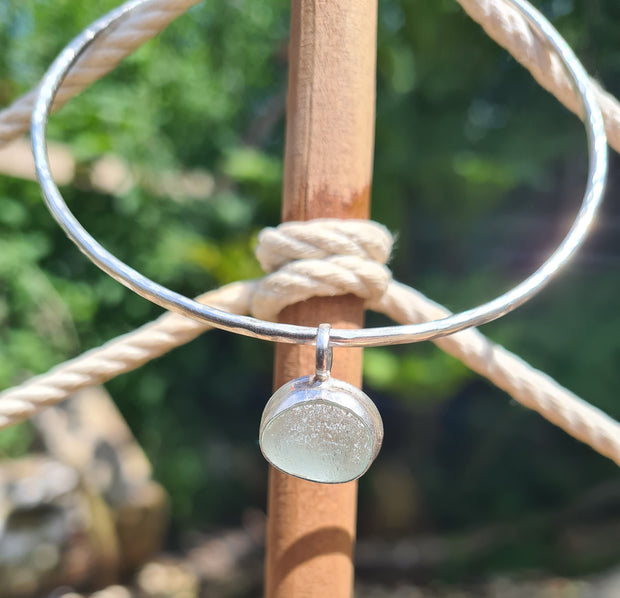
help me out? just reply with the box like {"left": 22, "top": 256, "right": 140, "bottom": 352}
{"left": 31, "top": 0, "right": 607, "bottom": 349}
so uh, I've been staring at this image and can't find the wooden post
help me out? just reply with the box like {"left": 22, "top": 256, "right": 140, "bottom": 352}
{"left": 265, "top": 1, "right": 378, "bottom": 597}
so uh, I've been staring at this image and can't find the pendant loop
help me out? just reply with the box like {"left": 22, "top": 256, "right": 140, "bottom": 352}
{"left": 314, "top": 323, "right": 332, "bottom": 382}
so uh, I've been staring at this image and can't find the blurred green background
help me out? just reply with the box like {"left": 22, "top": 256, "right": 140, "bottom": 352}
{"left": 0, "top": 0, "right": 619, "bottom": 585}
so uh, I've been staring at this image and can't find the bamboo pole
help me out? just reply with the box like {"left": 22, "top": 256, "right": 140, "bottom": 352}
{"left": 265, "top": 0, "right": 378, "bottom": 596}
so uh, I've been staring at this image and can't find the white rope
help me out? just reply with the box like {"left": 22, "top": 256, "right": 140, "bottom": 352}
{"left": 1, "top": 220, "right": 619, "bottom": 470}
{"left": 0, "top": 280, "right": 255, "bottom": 428}
{"left": 458, "top": 0, "right": 620, "bottom": 152}
{"left": 0, "top": 0, "right": 201, "bottom": 146}
{"left": 372, "top": 283, "right": 620, "bottom": 466}
{"left": 252, "top": 220, "right": 393, "bottom": 320}
{"left": 255, "top": 220, "right": 393, "bottom": 272}
{"left": 2, "top": 0, "right": 620, "bottom": 155}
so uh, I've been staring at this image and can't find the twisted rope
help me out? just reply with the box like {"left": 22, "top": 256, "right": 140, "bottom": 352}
{"left": 0, "top": 280, "right": 255, "bottom": 428}
{"left": 372, "top": 284, "right": 620, "bottom": 465}
{"left": 459, "top": 0, "right": 620, "bottom": 152}
{"left": 1, "top": 0, "right": 620, "bottom": 155}
{"left": 252, "top": 220, "right": 393, "bottom": 320}
{"left": 0, "top": 0, "right": 201, "bottom": 145}
{"left": 1, "top": 220, "right": 619, "bottom": 469}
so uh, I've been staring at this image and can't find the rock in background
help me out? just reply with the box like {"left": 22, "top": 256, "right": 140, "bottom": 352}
{"left": 0, "top": 387, "right": 169, "bottom": 597}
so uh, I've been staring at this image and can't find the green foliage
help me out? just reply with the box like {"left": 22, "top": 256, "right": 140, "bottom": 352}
{"left": 364, "top": 346, "right": 472, "bottom": 402}
{"left": 0, "top": 0, "right": 619, "bottom": 581}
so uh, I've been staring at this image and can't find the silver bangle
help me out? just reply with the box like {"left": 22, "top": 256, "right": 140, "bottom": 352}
{"left": 31, "top": 0, "right": 608, "bottom": 349}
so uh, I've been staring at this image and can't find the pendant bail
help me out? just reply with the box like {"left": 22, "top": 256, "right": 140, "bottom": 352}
{"left": 314, "top": 323, "right": 332, "bottom": 382}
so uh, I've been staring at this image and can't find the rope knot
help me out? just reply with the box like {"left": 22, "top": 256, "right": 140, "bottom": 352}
{"left": 251, "top": 219, "right": 394, "bottom": 320}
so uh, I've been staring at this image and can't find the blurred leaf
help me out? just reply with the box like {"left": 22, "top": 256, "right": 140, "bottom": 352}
{"left": 223, "top": 147, "right": 282, "bottom": 186}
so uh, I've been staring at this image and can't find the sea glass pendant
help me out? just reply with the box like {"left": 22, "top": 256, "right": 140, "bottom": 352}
{"left": 259, "top": 324, "right": 384, "bottom": 484}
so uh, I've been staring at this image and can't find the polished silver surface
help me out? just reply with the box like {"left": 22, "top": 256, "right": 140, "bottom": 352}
{"left": 314, "top": 324, "right": 332, "bottom": 382}
{"left": 32, "top": 0, "right": 608, "bottom": 348}
{"left": 259, "top": 375, "right": 385, "bottom": 483}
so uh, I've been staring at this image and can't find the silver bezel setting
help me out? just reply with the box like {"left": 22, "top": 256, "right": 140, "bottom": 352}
{"left": 259, "top": 375, "right": 384, "bottom": 484}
